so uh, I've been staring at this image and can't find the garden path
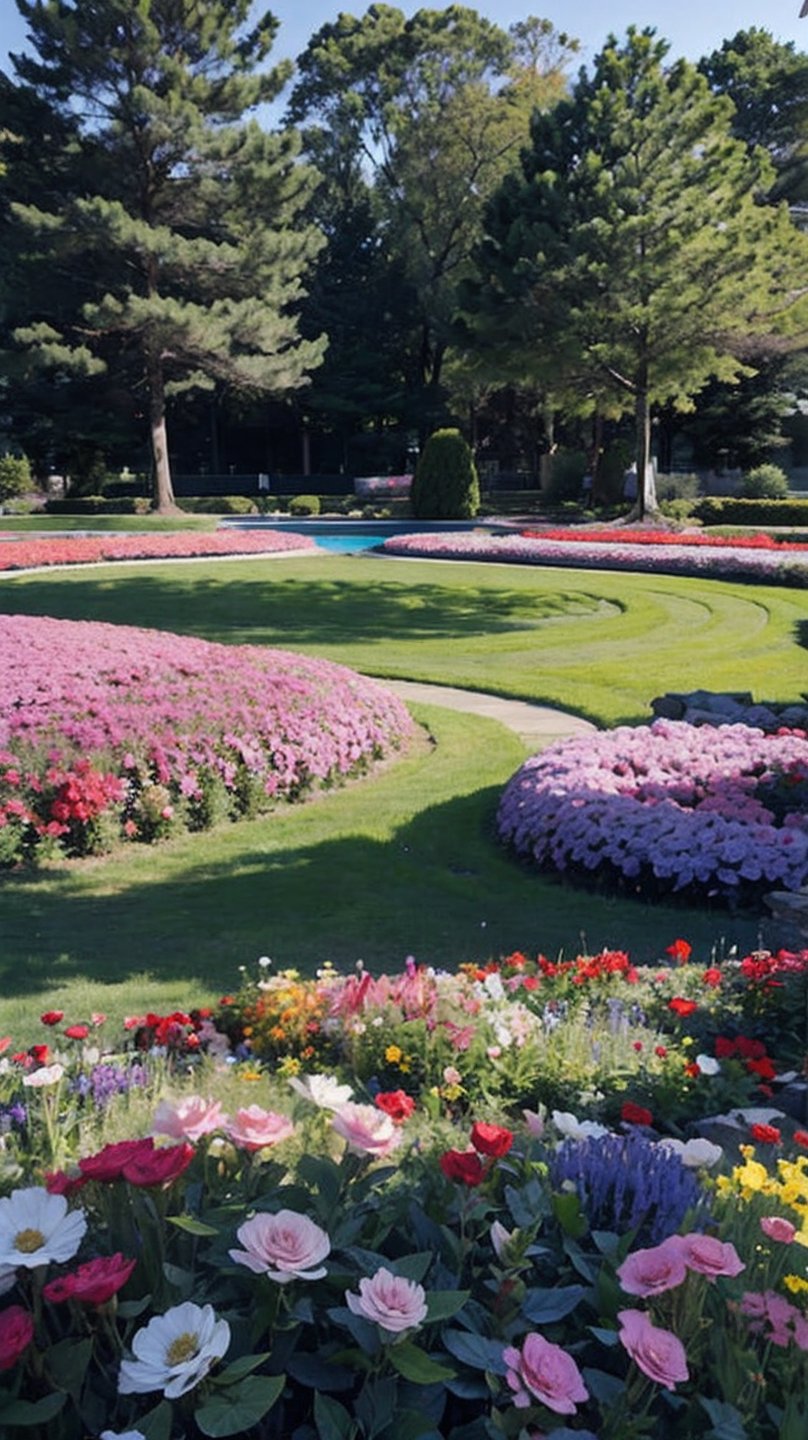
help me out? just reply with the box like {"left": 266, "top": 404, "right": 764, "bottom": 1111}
{"left": 381, "top": 679, "right": 597, "bottom": 751}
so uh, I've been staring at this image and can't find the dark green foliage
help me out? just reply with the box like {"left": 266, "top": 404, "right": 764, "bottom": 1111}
{"left": 695, "top": 496, "right": 808, "bottom": 525}
{"left": 289, "top": 494, "right": 321, "bottom": 516}
{"left": 188, "top": 496, "right": 258, "bottom": 515}
{"left": 741, "top": 464, "right": 790, "bottom": 498}
{"left": 411, "top": 428, "right": 480, "bottom": 519}
{"left": 0, "top": 454, "right": 32, "bottom": 501}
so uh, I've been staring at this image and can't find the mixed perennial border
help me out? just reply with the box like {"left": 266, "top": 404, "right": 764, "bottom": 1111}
{"left": 0, "top": 942, "right": 807, "bottom": 1438}
{"left": 380, "top": 530, "right": 808, "bottom": 585}
{"left": 0, "top": 616, "right": 415, "bottom": 865}
{"left": 497, "top": 719, "right": 808, "bottom": 909}
{"left": 0, "top": 530, "right": 316, "bottom": 573}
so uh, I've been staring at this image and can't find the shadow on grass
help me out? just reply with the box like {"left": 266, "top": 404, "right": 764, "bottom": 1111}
{"left": 0, "top": 568, "right": 604, "bottom": 648}
{"left": 0, "top": 778, "right": 766, "bottom": 1007}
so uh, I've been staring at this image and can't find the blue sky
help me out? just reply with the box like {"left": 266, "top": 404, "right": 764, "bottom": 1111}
{"left": 1, "top": 0, "right": 805, "bottom": 80}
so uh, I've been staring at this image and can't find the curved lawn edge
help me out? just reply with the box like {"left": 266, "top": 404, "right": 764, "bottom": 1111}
{"left": 380, "top": 531, "right": 808, "bottom": 585}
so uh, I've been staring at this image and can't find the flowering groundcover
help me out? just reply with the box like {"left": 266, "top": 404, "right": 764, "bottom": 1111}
{"left": 380, "top": 530, "right": 808, "bottom": 586}
{"left": 1, "top": 943, "right": 808, "bottom": 1438}
{"left": 497, "top": 719, "right": 808, "bottom": 909}
{"left": 0, "top": 616, "right": 415, "bottom": 864}
{"left": 0, "top": 528, "right": 316, "bottom": 573}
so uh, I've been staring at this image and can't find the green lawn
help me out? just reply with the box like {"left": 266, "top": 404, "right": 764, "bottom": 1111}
{"left": 1, "top": 552, "right": 805, "bottom": 1042}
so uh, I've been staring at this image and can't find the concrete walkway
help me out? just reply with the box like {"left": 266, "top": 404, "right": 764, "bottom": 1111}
{"left": 382, "top": 679, "right": 597, "bottom": 752}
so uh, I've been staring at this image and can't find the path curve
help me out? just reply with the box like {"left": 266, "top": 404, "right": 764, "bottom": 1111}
{"left": 381, "top": 679, "right": 597, "bottom": 752}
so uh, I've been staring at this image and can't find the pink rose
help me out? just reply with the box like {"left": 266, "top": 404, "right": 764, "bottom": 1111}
{"left": 331, "top": 1103, "right": 401, "bottom": 1158}
{"left": 152, "top": 1096, "right": 226, "bottom": 1144}
{"left": 680, "top": 1233, "right": 745, "bottom": 1280}
{"left": 229, "top": 1210, "right": 330, "bottom": 1284}
{"left": 502, "top": 1333, "right": 588, "bottom": 1415}
{"left": 346, "top": 1267, "right": 428, "bottom": 1334}
{"left": 0, "top": 1305, "right": 35, "bottom": 1371}
{"left": 618, "top": 1309, "right": 689, "bottom": 1389}
{"left": 227, "top": 1106, "right": 294, "bottom": 1152}
{"left": 760, "top": 1216, "right": 796, "bottom": 1245}
{"left": 617, "top": 1236, "right": 688, "bottom": 1297}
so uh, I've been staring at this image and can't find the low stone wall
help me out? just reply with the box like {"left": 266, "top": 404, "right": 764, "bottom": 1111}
{"left": 650, "top": 689, "right": 808, "bottom": 733}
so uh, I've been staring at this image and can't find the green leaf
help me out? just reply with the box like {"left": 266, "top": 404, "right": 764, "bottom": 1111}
{"left": 212, "top": 1352, "right": 273, "bottom": 1386}
{"left": 314, "top": 1390, "right": 357, "bottom": 1440}
{"left": 552, "top": 1191, "right": 588, "bottom": 1239}
{"left": 137, "top": 1399, "right": 173, "bottom": 1440}
{"left": 167, "top": 1214, "right": 220, "bottom": 1237}
{"left": 522, "top": 1283, "right": 586, "bottom": 1324}
{"left": 297, "top": 1153, "right": 342, "bottom": 1210}
{"left": 381, "top": 1409, "right": 444, "bottom": 1440}
{"left": 0, "top": 1392, "right": 66, "bottom": 1425}
{"left": 195, "top": 1374, "right": 285, "bottom": 1437}
{"left": 391, "top": 1252, "right": 433, "bottom": 1283}
{"left": 442, "top": 1330, "right": 507, "bottom": 1375}
{"left": 117, "top": 1293, "right": 154, "bottom": 1319}
{"left": 44, "top": 1336, "right": 93, "bottom": 1398}
{"left": 699, "top": 1396, "right": 749, "bottom": 1439}
{"left": 424, "top": 1289, "right": 470, "bottom": 1322}
{"left": 388, "top": 1341, "right": 456, "bottom": 1385}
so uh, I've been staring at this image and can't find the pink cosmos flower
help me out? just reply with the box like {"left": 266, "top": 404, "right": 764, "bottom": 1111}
{"left": 229, "top": 1210, "right": 330, "bottom": 1283}
{"left": 0, "top": 1305, "right": 35, "bottom": 1371}
{"left": 346, "top": 1267, "right": 428, "bottom": 1334}
{"left": 226, "top": 1106, "right": 294, "bottom": 1151}
{"left": 760, "top": 1216, "right": 796, "bottom": 1244}
{"left": 680, "top": 1233, "right": 745, "bottom": 1281}
{"left": 618, "top": 1309, "right": 689, "bottom": 1389}
{"left": 617, "top": 1236, "right": 688, "bottom": 1297}
{"left": 502, "top": 1333, "right": 589, "bottom": 1414}
{"left": 331, "top": 1103, "right": 401, "bottom": 1158}
{"left": 152, "top": 1096, "right": 226, "bottom": 1144}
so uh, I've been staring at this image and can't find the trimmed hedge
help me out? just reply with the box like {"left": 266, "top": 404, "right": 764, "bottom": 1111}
{"left": 694, "top": 496, "right": 808, "bottom": 527}
{"left": 44, "top": 496, "right": 152, "bottom": 515}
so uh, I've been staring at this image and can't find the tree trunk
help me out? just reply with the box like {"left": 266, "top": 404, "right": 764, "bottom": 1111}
{"left": 148, "top": 358, "right": 177, "bottom": 512}
{"left": 633, "top": 370, "right": 658, "bottom": 519}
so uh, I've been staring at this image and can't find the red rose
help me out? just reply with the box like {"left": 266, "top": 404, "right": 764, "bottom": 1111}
{"left": 666, "top": 939, "right": 692, "bottom": 964}
{"left": 64, "top": 1025, "right": 89, "bottom": 1041}
{"left": 794, "top": 1130, "right": 808, "bottom": 1149}
{"left": 44, "top": 1169, "right": 86, "bottom": 1197}
{"left": 746, "top": 1057, "right": 776, "bottom": 1081}
{"left": 43, "top": 1253, "right": 136, "bottom": 1307}
{"left": 29, "top": 1045, "right": 49, "bottom": 1065}
{"left": 621, "top": 1102, "right": 653, "bottom": 1127}
{"left": 374, "top": 1090, "right": 416, "bottom": 1124}
{"left": 40, "top": 1011, "right": 64, "bottom": 1027}
{"left": 750, "top": 1124, "right": 781, "bottom": 1145}
{"left": 470, "top": 1122, "right": 513, "bottom": 1158}
{"left": 439, "top": 1149, "right": 485, "bottom": 1186}
{"left": 668, "top": 997, "right": 697, "bottom": 1017}
{"left": 122, "top": 1140, "right": 195, "bottom": 1188}
{"left": 654, "top": 1046, "right": 667, "bottom": 1059}
{"left": 736, "top": 1036, "right": 767, "bottom": 1060}
{"left": 79, "top": 1138, "right": 154, "bottom": 1183}
{"left": 702, "top": 968, "right": 722, "bottom": 988}
{"left": 714, "top": 1036, "right": 737, "bottom": 1059}
{"left": 0, "top": 1306, "right": 34, "bottom": 1371}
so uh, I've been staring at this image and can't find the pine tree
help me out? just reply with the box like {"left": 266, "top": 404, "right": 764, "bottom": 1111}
{"left": 6, "top": 0, "right": 326, "bottom": 509}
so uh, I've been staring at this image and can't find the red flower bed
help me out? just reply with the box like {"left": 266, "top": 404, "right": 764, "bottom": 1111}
{"left": 0, "top": 529, "right": 316, "bottom": 572}
{"left": 521, "top": 527, "right": 808, "bottom": 552}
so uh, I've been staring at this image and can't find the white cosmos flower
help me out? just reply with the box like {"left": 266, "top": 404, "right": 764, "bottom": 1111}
{"left": 0, "top": 1263, "right": 16, "bottom": 1295}
{"left": 694, "top": 1054, "right": 721, "bottom": 1077}
{"left": 551, "top": 1111, "right": 610, "bottom": 1142}
{"left": 657, "top": 1137, "right": 723, "bottom": 1169}
{"left": 22, "top": 1064, "right": 65, "bottom": 1088}
{"left": 288, "top": 1073, "right": 354, "bottom": 1110}
{"left": 118, "top": 1301, "right": 230, "bottom": 1399}
{"left": 0, "top": 1186, "right": 86, "bottom": 1268}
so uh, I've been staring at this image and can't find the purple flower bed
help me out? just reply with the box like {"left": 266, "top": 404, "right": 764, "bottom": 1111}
{"left": 381, "top": 531, "right": 808, "bottom": 585}
{"left": 0, "top": 616, "right": 415, "bottom": 863}
{"left": 497, "top": 719, "right": 808, "bottom": 906}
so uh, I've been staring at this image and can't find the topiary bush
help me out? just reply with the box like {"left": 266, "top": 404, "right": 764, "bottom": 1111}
{"left": 185, "top": 495, "right": 258, "bottom": 515}
{"left": 741, "top": 464, "right": 790, "bottom": 500}
{"left": 0, "top": 453, "right": 32, "bottom": 502}
{"left": 411, "top": 428, "right": 480, "bottom": 519}
{"left": 289, "top": 494, "right": 321, "bottom": 516}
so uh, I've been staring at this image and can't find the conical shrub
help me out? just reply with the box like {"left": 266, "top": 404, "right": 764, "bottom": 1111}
{"left": 411, "top": 429, "right": 480, "bottom": 519}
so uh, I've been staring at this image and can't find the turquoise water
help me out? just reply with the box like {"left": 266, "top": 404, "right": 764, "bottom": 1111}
{"left": 220, "top": 519, "right": 510, "bottom": 554}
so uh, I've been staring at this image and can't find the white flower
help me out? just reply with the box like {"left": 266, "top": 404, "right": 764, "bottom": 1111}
{"left": 118, "top": 1301, "right": 230, "bottom": 1399}
{"left": 694, "top": 1054, "right": 721, "bottom": 1077}
{"left": 522, "top": 1107, "right": 545, "bottom": 1138}
{"left": 551, "top": 1111, "right": 609, "bottom": 1142}
{"left": 288, "top": 1073, "right": 354, "bottom": 1110}
{"left": 490, "top": 1220, "right": 517, "bottom": 1262}
{"left": 483, "top": 973, "right": 506, "bottom": 1001}
{"left": 0, "top": 1187, "right": 86, "bottom": 1269}
{"left": 22, "top": 1064, "right": 65, "bottom": 1088}
{"left": 101, "top": 1431, "right": 146, "bottom": 1440}
{"left": 0, "top": 1263, "right": 16, "bottom": 1296}
{"left": 657, "top": 1137, "right": 723, "bottom": 1169}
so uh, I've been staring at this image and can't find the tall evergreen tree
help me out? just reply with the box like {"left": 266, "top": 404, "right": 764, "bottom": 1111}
{"left": 462, "top": 28, "right": 808, "bottom": 516}
{"left": 5, "top": 0, "right": 325, "bottom": 509}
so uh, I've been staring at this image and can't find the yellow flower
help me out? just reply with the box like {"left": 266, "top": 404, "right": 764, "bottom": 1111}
{"left": 277, "top": 1056, "right": 301, "bottom": 1077}
{"left": 238, "top": 1069, "right": 262, "bottom": 1083}
{"left": 783, "top": 1274, "right": 808, "bottom": 1295}
{"left": 442, "top": 1084, "right": 463, "bottom": 1102}
{"left": 385, "top": 1045, "right": 402, "bottom": 1064}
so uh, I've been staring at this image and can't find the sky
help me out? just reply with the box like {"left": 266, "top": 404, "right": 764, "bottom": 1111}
{"left": 1, "top": 0, "right": 806, "bottom": 84}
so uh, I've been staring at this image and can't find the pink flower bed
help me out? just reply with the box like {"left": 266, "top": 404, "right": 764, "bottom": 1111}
{"left": 0, "top": 529, "right": 316, "bottom": 572}
{"left": 497, "top": 718, "right": 808, "bottom": 905}
{"left": 524, "top": 526, "right": 808, "bottom": 552}
{"left": 381, "top": 530, "right": 808, "bottom": 585}
{"left": 0, "top": 616, "right": 414, "bottom": 862}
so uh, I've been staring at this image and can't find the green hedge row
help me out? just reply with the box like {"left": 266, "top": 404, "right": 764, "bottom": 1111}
{"left": 694, "top": 496, "right": 808, "bottom": 526}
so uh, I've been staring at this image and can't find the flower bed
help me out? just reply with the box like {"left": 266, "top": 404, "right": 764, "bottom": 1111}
{"left": 0, "top": 616, "right": 415, "bottom": 864}
{"left": 1, "top": 943, "right": 808, "bottom": 1438}
{"left": 0, "top": 528, "right": 316, "bottom": 573}
{"left": 380, "top": 529, "right": 808, "bottom": 585}
{"left": 497, "top": 718, "right": 808, "bottom": 907}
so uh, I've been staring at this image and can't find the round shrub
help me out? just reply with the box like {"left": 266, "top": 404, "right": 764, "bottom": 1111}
{"left": 0, "top": 617, "right": 415, "bottom": 863}
{"left": 741, "top": 464, "right": 789, "bottom": 500}
{"left": 0, "top": 454, "right": 32, "bottom": 502}
{"left": 289, "top": 494, "right": 321, "bottom": 516}
{"left": 497, "top": 719, "right": 808, "bottom": 907}
{"left": 411, "top": 428, "right": 480, "bottom": 520}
